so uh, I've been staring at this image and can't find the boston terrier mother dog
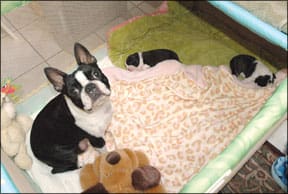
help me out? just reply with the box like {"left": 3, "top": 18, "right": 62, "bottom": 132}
{"left": 30, "top": 43, "right": 112, "bottom": 174}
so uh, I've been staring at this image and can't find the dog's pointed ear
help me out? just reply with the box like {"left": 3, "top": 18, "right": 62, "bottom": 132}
{"left": 44, "top": 67, "right": 66, "bottom": 92}
{"left": 74, "top": 42, "right": 97, "bottom": 65}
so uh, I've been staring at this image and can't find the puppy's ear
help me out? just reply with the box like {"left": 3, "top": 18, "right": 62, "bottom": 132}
{"left": 44, "top": 67, "right": 66, "bottom": 92}
{"left": 74, "top": 42, "right": 97, "bottom": 65}
{"left": 255, "top": 75, "right": 270, "bottom": 87}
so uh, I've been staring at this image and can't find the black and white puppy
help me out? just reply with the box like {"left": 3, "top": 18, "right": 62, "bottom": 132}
{"left": 125, "top": 49, "right": 180, "bottom": 71}
{"left": 30, "top": 43, "right": 112, "bottom": 174}
{"left": 230, "top": 54, "right": 276, "bottom": 87}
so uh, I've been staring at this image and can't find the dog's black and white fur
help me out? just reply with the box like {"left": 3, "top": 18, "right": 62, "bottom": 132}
{"left": 230, "top": 54, "right": 276, "bottom": 87}
{"left": 125, "top": 49, "right": 180, "bottom": 71}
{"left": 30, "top": 43, "right": 112, "bottom": 174}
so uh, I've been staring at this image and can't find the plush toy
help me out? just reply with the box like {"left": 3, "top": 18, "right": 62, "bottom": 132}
{"left": 80, "top": 148, "right": 166, "bottom": 193}
{"left": 1, "top": 91, "right": 33, "bottom": 170}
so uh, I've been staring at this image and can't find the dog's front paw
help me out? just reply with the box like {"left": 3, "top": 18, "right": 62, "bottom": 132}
{"left": 97, "top": 137, "right": 105, "bottom": 148}
{"left": 78, "top": 138, "right": 90, "bottom": 152}
{"left": 90, "top": 137, "right": 105, "bottom": 148}
{"left": 77, "top": 144, "right": 100, "bottom": 168}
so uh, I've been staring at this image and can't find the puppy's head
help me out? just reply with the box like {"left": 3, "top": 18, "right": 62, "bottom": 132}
{"left": 44, "top": 43, "right": 111, "bottom": 112}
{"left": 230, "top": 54, "right": 257, "bottom": 77}
{"left": 126, "top": 52, "right": 140, "bottom": 71}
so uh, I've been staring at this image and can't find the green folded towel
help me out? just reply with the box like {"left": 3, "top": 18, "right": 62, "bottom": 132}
{"left": 108, "top": 1, "right": 276, "bottom": 72}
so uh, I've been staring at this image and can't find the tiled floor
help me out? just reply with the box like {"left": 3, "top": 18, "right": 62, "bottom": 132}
{"left": 1, "top": 1, "right": 162, "bottom": 101}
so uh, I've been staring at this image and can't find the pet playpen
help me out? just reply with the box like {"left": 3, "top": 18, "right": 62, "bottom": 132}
{"left": 1, "top": 1, "right": 287, "bottom": 193}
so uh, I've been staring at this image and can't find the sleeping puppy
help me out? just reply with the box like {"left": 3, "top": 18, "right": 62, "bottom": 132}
{"left": 230, "top": 54, "right": 276, "bottom": 87}
{"left": 126, "top": 49, "right": 180, "bottom": 71}
{"left": 30, "top": 43, "right": 112, "bottom": 174}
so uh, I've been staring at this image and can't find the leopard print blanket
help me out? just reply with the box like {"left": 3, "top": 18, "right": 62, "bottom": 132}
{"left": 103, "top": 60, "right": 280, "bottom": 193}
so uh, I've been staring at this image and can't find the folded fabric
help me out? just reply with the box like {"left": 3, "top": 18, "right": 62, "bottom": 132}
{"left": 271, "top": 156, "right": 288, "bottom": 192}
{"left": 103, "top": 60, "right": 284, "bottom": 192}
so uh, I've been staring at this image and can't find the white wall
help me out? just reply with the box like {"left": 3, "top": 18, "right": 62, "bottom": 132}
{"left": 268, "top": 119, "right": 287, "bottom": 154}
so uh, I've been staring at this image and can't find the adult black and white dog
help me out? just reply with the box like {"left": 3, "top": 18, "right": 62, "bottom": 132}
{"left": 230, "top": 54, "right": 276, "bottom": 87}
{"left": 125, "top": 49, "right": 180, "bottom": 71}
{"left": 30, "top": 43, "right": 112, "bottom": 174}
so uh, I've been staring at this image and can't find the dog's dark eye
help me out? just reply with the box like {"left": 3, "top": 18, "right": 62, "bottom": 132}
{"left": 70, "top": 88, "right": 79, "bottom": 96}
{"left": 92, "top": 71, "right": 99, "bottom": 78}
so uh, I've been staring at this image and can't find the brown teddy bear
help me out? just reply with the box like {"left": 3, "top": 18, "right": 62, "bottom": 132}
{"left": 79, "top": 148, "right": 166, "bottom": 193}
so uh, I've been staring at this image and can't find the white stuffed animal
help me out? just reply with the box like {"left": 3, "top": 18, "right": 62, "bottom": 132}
{"left": 1, "top": 92, "right": 33, "bottom": 170}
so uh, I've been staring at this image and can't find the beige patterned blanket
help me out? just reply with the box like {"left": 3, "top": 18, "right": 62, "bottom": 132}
{"left": 102, "top": 60, "right": 282, "bottom": 193}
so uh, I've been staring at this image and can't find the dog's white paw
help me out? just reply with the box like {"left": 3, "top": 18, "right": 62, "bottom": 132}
{"left": 97, "top": 145, "right": 107, "bottom": 153}
{"left": 77, "top": 144, "right": 100, "bottom": 168}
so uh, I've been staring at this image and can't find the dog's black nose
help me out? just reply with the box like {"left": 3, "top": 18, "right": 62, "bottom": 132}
{"left": 85, "top": 83, "right": 97, "bottom": 94}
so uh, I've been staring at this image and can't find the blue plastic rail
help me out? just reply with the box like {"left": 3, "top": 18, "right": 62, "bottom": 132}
{"left": 1, "top": 164, "right": 19, "bottom": 193}
{"left": 208, "top": 1, "right": 287, "bottom": 51}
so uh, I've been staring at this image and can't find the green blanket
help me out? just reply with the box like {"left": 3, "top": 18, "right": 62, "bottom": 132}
{"left": 108, "top": 1, "right": 276, "bottom": 72}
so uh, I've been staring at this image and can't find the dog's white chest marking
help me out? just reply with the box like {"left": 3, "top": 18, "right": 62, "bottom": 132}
{"left": 65, "top": 96, "right": 113, "bottom": 137}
